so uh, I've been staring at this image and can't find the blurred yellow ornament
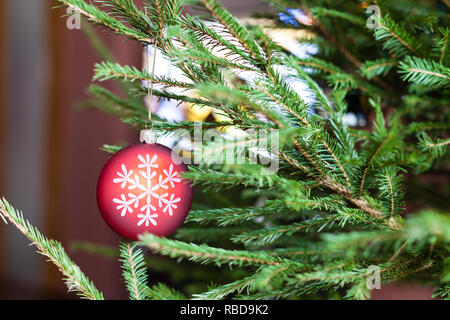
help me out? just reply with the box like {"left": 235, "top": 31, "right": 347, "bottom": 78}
{"left": 182, "top": 91, "right": 212, "bottom": 122}
{"left": 183, "top": 103, "right": 212, "bottom": 122}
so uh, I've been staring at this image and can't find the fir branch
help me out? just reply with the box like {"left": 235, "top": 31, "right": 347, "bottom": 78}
{"left": 431, "top": 27, "right": 450, "bottom": 65}
{"left": 323, "top": 210, "right": 450, "bottom": 259}
{"left": 123, "top": 117, "right": 235, "bottom": 132}
{"left": 119, "top": 242, "right": 150, "bottom": 300}
{"left": 182, "top": 14, "right": 254, "bottom": 64}
{"left": 186, "top": 206, "right": 289, "bottom": 226}
{"left": 183, "top": 167, "right": 280, "bottom": 190}
{"left": 375, "top": 14, "right": 422, "bottom": 57}
{"left": 385, "top": 172, "right": 395, "bottom": 217}
{"left": 56, "top": 0, "right": 153, "bottom": 43}
{"left": 198, "top": 83, "right": 287, "bottom": 127}
{"left": 101, "top": 144, "right": 124, "bottom": 154}
{"left": 139, "top": 233, "right": 301, "bottom": 267}
{"left": 237, "top": 261, "right": 362, "bottom": 299}
{"left": 231, "top": 217, "right": 336, "bottom": 247}
{"left": 399, "top": 56, "right": 450, "bottom": 88}
{"left": 192, "top": 275, "right": 257, "bottom": 300}
{"left": 358, "top": 101, "right": 398, "bottom": 198}
{"left": 258, "top": 85, "right": 336, "bottom": 180}
{"left": 306, "top": 8, "right": 363, "bottom": 69}
{"left": 439, "top": 28, "right": 449, "bottom": 65}
{"left": 297, "top": 57, "right": 343, "bottom": 75}
{"left": 198, "top": 134, "right": 280, "bottom": 167}
{"left": 358, "top": 135, "right": 391, "bottom": 197}
{"left": 344, "top": 278, "right": 371, "bottom": 300}
{"left": 281, "top": 146, "right": 387, "bottom": 222}
{"left": 88, "top": 84, "right": 146, "bottom": 115}
{"left": 361, "top": 59, "right": 397, "bottom": 79}
{"left": 151, "top": 0, "right": 164, "bottom": 38}
{"left": 285, "top": 56, "right": 333, "bottom": 112}
{"left": 320, "top": 178, "right": 386, "bottom": 222}
{"left": 406, "top": 121, "right": 450, "bottom": 134}
{"left": 0, "top": 198, "right": 104, "bottom": 300}
{"left": 176, "top": 226, "right": 249, "bottom": 242}
{"left": 376, "top": 167, "right": 404, "bottom": 218}
{"left": 175, "top": 50, "right": 259, "bottom": 71}
{"left": 138, "top": 87, "right": 221, "bottom": 108}
{"left": 93, "top": 61, "right": 195, "bottom": 89}
{"left": 253, "top": 265, "right": 295, "bottom": 291}
{"left": 311, "top": 7, "right": 365, "bottom": 26}
{"left": 289, "top": 266, "right": 364, "bottom": 294}
{"left": 103, "top": 0, "right": 155, "bottom": 37}
{"left": 128, "top": 118, "right": 240, "bottom": 134}
{"left": 433, "top": 283, "right": 450, "bottom": 300}
{"left": 197, "top": 0, "right": 265, "bottom": 62}
{"left": 282, "top": 145, "right": 387, "bottom": 222}
{"left": 146, "top": 283, "right": 187, "bottom": 300}
{"left": 417, "top": 132, "right": 450, "bottom": 158}
{"left": 262, "top": 246, "right": 335, "bottom": 259}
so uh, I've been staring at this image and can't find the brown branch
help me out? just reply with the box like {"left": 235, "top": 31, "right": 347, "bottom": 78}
{"left": 407, "top": 68, "right": 450, "bottom": 80}
{"left": 320, "top": 178, "right": 385, "bottom": 221}
{"left": 292, "top": 140, "right": 324, "bottom": 176}
{"left": 424, "top": 139, "right": 450, "bottom": 148}
{"left": 278, "top": 152, "right": 398, "bottom": 225}
{"left": 388, "top": 240, "right": 407, "bottom": 262}
{"left": 153, "top": 0, "right": 164, "bottom": 38}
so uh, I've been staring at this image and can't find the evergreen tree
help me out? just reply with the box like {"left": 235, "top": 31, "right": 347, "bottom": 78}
{"left": 1, "top": 0, "right": 449, "bottom": 300}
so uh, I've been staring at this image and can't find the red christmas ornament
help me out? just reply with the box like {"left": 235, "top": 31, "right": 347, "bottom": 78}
{"left": 97, "top": 143, "right": 193, "bottom": 240}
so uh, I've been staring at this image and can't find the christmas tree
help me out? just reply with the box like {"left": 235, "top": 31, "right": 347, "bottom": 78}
{"left": 0, "top": 0, "right": 449, "bottom": 300}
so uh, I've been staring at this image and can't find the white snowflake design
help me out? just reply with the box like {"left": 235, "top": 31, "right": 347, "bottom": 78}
{"left": 112, "top": 154, "right": 181, "bottom": 227}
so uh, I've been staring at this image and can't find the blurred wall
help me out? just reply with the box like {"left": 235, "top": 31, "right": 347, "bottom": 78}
{"left": 0, "top": 0, "right": 7, "bottom": 286}
{"left": 5, "top": 0, "right": 49, "bottom": 291}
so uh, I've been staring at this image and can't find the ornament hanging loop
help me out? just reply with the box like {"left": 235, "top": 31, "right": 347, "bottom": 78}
{"left": 146, "top": 38, "right": 159, "bottom": 131}
{"left": 142, "top": 38, "right": 159, "bottom": 144}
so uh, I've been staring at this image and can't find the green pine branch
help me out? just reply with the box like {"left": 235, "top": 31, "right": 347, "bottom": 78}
{"left": 0, "top": 199, "right": 104, "bottom": 300}
{"left": 56, "top": 0, "right": 153, "bottom": 43}
{"left": 93, "top": 61, "right": 195, "bottom": 89}
{"left": 417, "top": 132, "right": 450, "bottom": 158}
{"left": 119, "top": 242, "right": 150, "bottom": 300}
{"left": 374, "top": 14, "right": 423, "bottom": 58}
{"left": 139, "top": 233, "right": 303, "bottom": 268}
{"left": 311, "top": 7, "right": 366, "bottom": 26}
{"left": 399, "top": 56, "right": 450, "bottom": 87}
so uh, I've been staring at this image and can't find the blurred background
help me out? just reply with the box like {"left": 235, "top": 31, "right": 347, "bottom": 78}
{"left": 0, "top": 0, "right": 435, "bottom": 299}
